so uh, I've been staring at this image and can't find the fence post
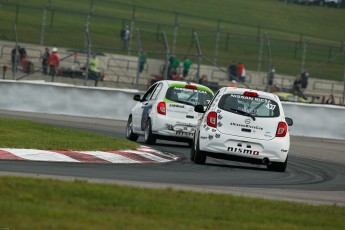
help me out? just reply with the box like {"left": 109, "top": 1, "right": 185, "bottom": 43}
{"left": 214, "top": 19, "right": 221, "bottom": 64}
{"left": 12, "top": 23, "right": 19, "bottom": 80}
{"left": 128, "top": 5, "right": 136, "bottom": 56}
{"left": 301, "top": 39, "right": 307, "bottom": 73}
{"left": 84, "top": 23, "right": 91, "bottom": 86}
{"left": 194, "top": 32, "right": 202, "bottom": 83}
{"left": 15, "top": 5, "right": 19, "bottom": 24}
{"left": 135, "top": 29, "right": 142, "bottom": 89}
{"left": 172, "top": 13, "right": 179, "bottom": 55}
{"left": 162, "top": 32, "right": 170, "bottom": 80}
{"left": 40, "top": 7, "right": 48, "bottom": 45}
{"left": 257, "top": 33, "right": 264, "bottom": 77}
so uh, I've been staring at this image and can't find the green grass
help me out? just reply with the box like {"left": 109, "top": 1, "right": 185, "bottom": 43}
{"left": 0, "top": 118, "right": 139, "bottom": 150}
{"left": 1, "top": 176, "right": 345, "bottom": 229}
{"left": 0, "top": 118, "right": 345, "bottom": 228}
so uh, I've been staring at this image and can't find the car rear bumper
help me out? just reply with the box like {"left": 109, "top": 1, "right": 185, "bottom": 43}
{"left": 199, "top": 131, "right": 289, "bottom": 163}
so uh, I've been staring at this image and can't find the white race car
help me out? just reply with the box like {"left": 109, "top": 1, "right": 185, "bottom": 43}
{"left": 191, "top": 87, "right": 293, "bottom": 172}
{"left": 126, "top": 80, "right": 214, "bottom": 145}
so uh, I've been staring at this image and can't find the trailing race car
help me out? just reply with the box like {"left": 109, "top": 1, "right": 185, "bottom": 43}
{"left": 126, "top": 80, "right": 214, "bottom": 146}
{"left": 191, "top": 87, "right": 293, "bottom": 172}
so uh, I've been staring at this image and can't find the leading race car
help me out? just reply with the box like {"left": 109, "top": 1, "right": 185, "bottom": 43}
{"left": 191, "top": 87, "right": 293, "bottom": 172}
{"left": 126, "top": 80, "right": 214, "bottom": 145}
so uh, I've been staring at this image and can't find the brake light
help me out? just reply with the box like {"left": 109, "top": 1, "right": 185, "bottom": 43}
{"left": 157, "top": 102, "right": 166, "bottom": 115}
{"left": 243, "top": 91, "right": 258, "bottom": 97}
{"left": 276, "top": 122, "right": 287, "bottom": 137}
{"left": 207, "top": 111, "right": 217, "bottom": 128}
{"left": 185, "top": 85, "right": 197, "bottom": 89}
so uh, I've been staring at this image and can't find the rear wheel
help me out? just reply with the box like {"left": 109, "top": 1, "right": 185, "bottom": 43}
{"left": 144, "top": 119, "right": 156, "bottom": 144}
{"left": 194, "top": 137, "right": 206, "bottom": 165}
{"left": 267, "top": 157, "right": 288, "bottom": 172}
{"left": 126, "top": 115, "right": 139, "bottom": 141}
{"left": 190, "top": 137, "right": 196, "bottom": 161}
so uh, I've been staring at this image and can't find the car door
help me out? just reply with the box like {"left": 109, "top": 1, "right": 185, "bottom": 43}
{"left": 132, "top": 83, "right": 163, "bottom": 132}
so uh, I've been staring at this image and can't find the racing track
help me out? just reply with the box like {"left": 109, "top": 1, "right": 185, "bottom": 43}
{"left": 1, "top": 110, "right": 345, "bottom": 206}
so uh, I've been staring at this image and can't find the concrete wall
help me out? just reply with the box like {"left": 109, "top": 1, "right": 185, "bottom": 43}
{"left": 1, "top": 80, "right": 345, "bottom": 140}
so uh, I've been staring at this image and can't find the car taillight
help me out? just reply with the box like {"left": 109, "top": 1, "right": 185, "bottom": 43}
{"left": 276, "top": 122, "right": 287, "bottom": 137}
{"left": 243, "top": 91, "right": 258, "bottom": 97}
{"left": 185, "top": 85, "right": 197, "bottom": 89}
{"left": 157, "top": 102, "right": 166, "bottom": 115}
{"left": 207, "top": 111, "right": 217, "bottom": 128}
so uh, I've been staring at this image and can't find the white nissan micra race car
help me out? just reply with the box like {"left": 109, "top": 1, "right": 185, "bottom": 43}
{"left": 191, "top": 87, "right": 293, "bottom": 172}
{"left": 126, "top": 80, "right": 214, "bottom": 145}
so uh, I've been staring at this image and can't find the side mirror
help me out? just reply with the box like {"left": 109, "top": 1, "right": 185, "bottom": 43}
{"left": 194, "top": 104, "right": 205, "bottom": 113}
{"left": 285, "top": 117, "right": 293, "bottom": 126}
{"left": 133, "top": 94, "right": 141, "bottom": 101}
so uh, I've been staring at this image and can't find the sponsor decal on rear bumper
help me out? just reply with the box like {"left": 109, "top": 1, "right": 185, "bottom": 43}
{"left": 227, "top": 147, "right": 260, "bottom": 155}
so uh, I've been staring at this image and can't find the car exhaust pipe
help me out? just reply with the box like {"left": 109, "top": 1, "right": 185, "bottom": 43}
{"left": 262, "top": 157, "right": 270, "bottom": 165}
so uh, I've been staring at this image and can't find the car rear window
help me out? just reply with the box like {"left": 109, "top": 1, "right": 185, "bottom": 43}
{"left": 218, "top": 93, "right": 280, "bottom": 117}
{"left": 165, "top": 86, "right": 213, "bottom": 106}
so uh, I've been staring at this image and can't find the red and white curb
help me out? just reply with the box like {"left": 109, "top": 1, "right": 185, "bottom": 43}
{"left": 0, "top": 146, "right": 179, "bottom": 164}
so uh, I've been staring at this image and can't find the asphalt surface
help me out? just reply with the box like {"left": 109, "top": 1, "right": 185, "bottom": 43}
{"left": 1, "top": 110, "right": 345, "bottom": 206}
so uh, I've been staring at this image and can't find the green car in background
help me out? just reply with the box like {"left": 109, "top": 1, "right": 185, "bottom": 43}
{"left": 274, "top": 92, "right": 309, "bottom": 103}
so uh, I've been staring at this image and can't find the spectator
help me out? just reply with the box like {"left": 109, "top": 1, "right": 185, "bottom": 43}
{"left": 325, "top": 94, "right": 335, "bottom": 104}
{"left": 228, "top": 80, "right": 237, "bottom": 88}
{"left": 268, "top": 65, "right": 275, "bottom": 87}
{"left": 237, "top": 62, "right": 246, "bottom": 82}
{"left": 182, "top": 56, "right": 192, "bottom": 77}
{"left": 89, "top": 53, "right": 101, "bottom": 86}
{"left": 292, "top": 74, "right": 305, "bottom": 98}
{"left": 19, "top": 46, "right": 27, "bottom": 61}
{"left": 47, "top": 47, "right": 60, "bottom": 77}
{"left": 172, "top": 55, "right": 180, "bottom": 72}
{"left": 198, "top": 74, "right": 208, "bottom": 84}
{"left": 41, "top": 47, "right": 50, "bottom": 75}
{"left": 300, "top": 69, "right": 309, "bottom": 92}
{"left": 139, "top": 52, "right": 147, "bottom": 73}
{"left": 227, "top": 60, "right": 237, "bottom": 81}
{"left": 11, "top": 45, "right": 20, "bottom": 72}
{"left": 120, "top": 25, "right": 130, "bottom": 50}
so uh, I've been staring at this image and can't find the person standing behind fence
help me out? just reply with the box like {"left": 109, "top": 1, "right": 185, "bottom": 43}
{"left": 41, "top": 47, "right": 50, "bottom": 75}
{"left": 228, "top": 60, "right": 237, "bottom": 81}
{"left": 47, "top": 47, "right": 60, "bottom": 77}
{"left": 237, "top": 62, "right": 246, "bottom": 82}
{"left": 300, "top": 69, "right": 309, "bottom": 93}
{"left": 182, "top": 56, "right": 192, "bottom": 78}
{"left": 120, "top": 26, "right": 130, "bottom": 50}
{"left": 139, "top": 52, "right": 147, "bottom": 73}
{"left": 11, "top": 45, "right": 20, "bottom": 72}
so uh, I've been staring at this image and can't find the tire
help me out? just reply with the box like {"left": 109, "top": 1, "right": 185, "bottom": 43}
{"left": 144, "top": 119, "right": 156, "bottom": 144}
{"left": 267, "top": 157, "right": 288, "bottom": 172}
{"left": 126, "top": 115, "right": 139, "bottom": 141}
{"left": 187, "top": 140, "right": 193, "bottom": 148}
{"left": 190, "top": 138, "right": 196, "bottom": 161}
{"left": 194, "top": 137, "right": 206, "bottom": 165}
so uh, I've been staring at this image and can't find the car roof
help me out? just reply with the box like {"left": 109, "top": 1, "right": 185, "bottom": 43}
{"left": 219, "top": 87, "right": 279, "bottom": 101}
{"left": 157, "top": 80, "right": 214, "bottom": 94}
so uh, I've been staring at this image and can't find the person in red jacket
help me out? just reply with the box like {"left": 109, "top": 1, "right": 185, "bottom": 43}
{"left": 47, "top": 47, "right": 60, "bottom": 77}
{"left": 237, "top": 62, "right": 246, "bottom": 83}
